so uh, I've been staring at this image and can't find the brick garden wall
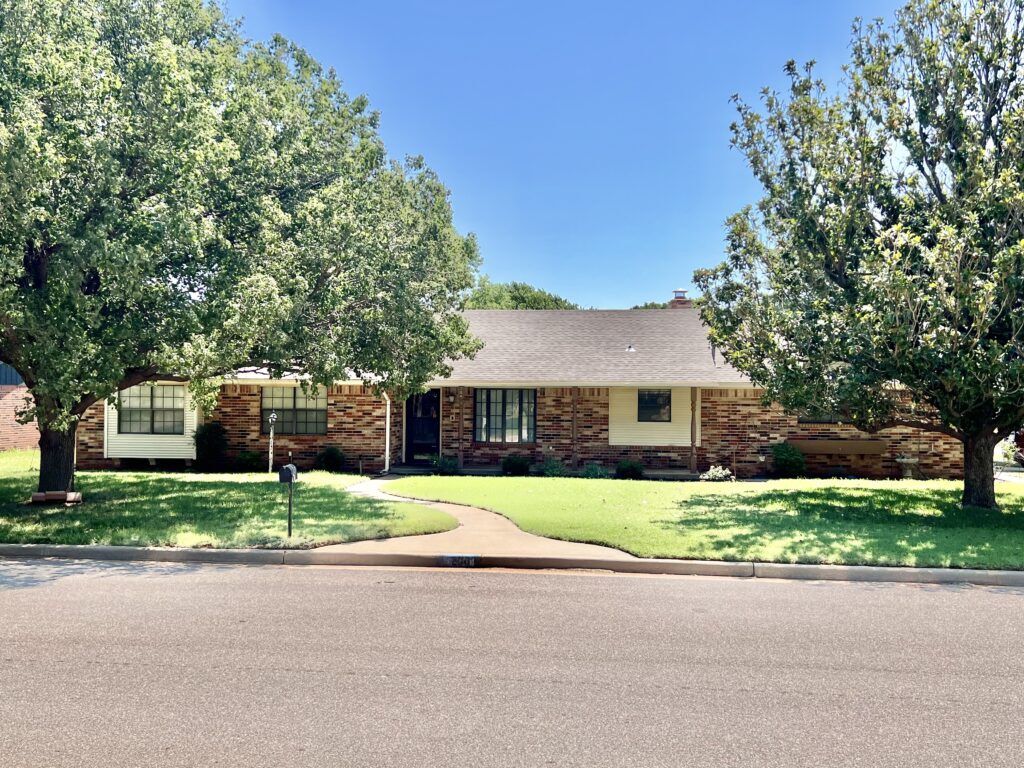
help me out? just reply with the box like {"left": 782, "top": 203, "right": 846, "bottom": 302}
{"left": 0, "top": 385, "right": 38, "bottom": 451}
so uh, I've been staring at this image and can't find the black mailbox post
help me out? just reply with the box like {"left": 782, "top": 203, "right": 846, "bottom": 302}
{"left": 278, "top": 464, "right": 298, "bottom": 537}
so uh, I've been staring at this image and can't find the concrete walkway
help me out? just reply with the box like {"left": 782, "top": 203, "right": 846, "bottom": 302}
{"left": 319, "top": 476, "right": 635, "bottom": 559}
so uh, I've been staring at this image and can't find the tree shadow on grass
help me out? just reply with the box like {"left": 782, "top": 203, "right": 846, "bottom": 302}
{"left": 0, "top": 470, "right": 417, "bottom": 549}
{"left": 658, "top": 486, "right": 1024, "bottom": 569}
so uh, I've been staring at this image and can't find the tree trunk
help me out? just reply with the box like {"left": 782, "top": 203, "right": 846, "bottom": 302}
{"left": 37, "top": 422, "right": 78, "bottom": 493}
{"left": 961, "top": 430, "right": 999, "bottom": 509}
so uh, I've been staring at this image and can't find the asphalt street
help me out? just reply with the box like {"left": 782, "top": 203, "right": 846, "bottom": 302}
{"left": 0, "top": 559, "right": 1021, "bottom": 767}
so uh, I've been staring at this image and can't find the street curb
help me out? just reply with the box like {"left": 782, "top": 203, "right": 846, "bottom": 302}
{"left": 1, "top": 543, "right": 1023, "bottom": 587}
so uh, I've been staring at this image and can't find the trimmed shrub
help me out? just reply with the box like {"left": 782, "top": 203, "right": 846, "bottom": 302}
{"left": 235, "top": 450, "right": 263, "bottom": 472}
{"left": 193, "top": 421, "right": 228, "bottom": 471}
{"left": 699, "top": 464, "right": 734, "bottom": 482}
{"left": 313, "top": 445, "right": 346, "bottom": 473}
{"left": 771, "top": 442, "right": 806, "bottom": 478}
{"left": 541, "top": 457, "right": 568, "bottom": 477}
{"left": 615, "top": 459, "right": 645, "bottom": 480}
{"left": 430, "top": 454, "right": 460, "bottom": 476}
{"left": 501, "top": 453, "right": 532, "bottom": 476}
{"left": 580, "top": 462, "right": 611, "bottom": 479}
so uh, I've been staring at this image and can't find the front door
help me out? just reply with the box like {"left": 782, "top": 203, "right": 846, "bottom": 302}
{"left": 405, "top": 389, "right": 441, "bottom": 464}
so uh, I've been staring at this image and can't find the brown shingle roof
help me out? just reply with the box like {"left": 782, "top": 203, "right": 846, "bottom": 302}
{"left": 434, "top": 308, "right": 750, "bottom": 386}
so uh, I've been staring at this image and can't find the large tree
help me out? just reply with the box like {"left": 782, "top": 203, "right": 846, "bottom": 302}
{"left": 695, "top": 0, "right": 1024, "bottom": 509}
{"left": 0, "top": 0, "right": 479, "bottom": 493}
{"left": 465, "top": 276, "right": 579, "bottom": 310}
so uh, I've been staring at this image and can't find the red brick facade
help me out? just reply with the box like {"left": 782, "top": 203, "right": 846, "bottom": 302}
{"left": 75, "top": 382, "right": 964, "bottom": 479}
{"left": 436, "top": 385, "right": 962, "bottom": 479}
{"left": 0, "top": 385, "right": 38, "bottom": 451}
{"left": 698, "top": 388, "right": 963, "bottom": 479}
{"left": 76, "top": 383, "right": 402, "bottom": 473}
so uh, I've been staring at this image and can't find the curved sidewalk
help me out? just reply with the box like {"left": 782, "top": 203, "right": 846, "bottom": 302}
{"left": 318, "top": 476, "right": 635, "bottom": 559}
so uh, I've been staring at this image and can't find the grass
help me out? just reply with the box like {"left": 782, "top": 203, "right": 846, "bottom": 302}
{"left": 387, "top": 475, "right": 1024, "bottom": 569}
{"left": 0, "top": 449, "right": 456, "bottom": 549}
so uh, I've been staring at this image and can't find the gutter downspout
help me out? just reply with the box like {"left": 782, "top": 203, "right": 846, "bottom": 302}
{"left": 383, "top": 392, "right": 392, "bottom": 474}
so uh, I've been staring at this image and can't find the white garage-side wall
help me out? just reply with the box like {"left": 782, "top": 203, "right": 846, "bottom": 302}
{"left": 608, "top": 387, "right": 700, "bottom": 446}
{"left": 104, "top": 385, "right": 199, "bottom": 460}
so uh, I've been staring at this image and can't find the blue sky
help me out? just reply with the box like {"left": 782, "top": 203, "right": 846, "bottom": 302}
{"left": 229, "top": 0, "right": 901, "bottom": 308}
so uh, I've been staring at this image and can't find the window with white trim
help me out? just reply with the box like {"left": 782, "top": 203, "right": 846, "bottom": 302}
{"left": 474, "top": 389, "right": 536, "bottom": 443}
{"left": 118, "top": 384, "right": 186, "bottom": 435}
{"left": 261, "top": 386, "right": 328, "bottom": 435}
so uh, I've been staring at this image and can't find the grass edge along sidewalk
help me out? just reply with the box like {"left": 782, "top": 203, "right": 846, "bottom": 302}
{"left": 386, "top": 474, "right": 1024, "bottom": 570}
{"left": 0, "top": 449, "right": 456, "bottom": 549}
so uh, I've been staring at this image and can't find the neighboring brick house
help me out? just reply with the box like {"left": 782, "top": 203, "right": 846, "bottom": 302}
{"left": 75, "top": 293, "right": 964, "bottom": 479}
{"left": 0, "top": 363, "right": 38, "bottom": 451}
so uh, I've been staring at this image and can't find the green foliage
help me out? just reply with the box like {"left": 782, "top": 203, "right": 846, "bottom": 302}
{"left": 388, "top": 474, "right": 1024, "bottom": 568}
{"left": 694, "top": 0, "right": 1024, "bottom": 508}
{"left": 193, "top": 421, "right": 229, "bottom": 472}
{"left": 235, "top": 451, "right": 264, "bottom": 473}
{"left": 770, "top": 443, "right": 807, "bottom": 479}
{"left": 540, "top": 457, "right": 568, "bottom": 477}
{"left": 501, "top": 453, "right": 532, "bottom": 476}
{"left": 313, "top": 446, "right": 346, "bottom": 473}
{"left": 466, "top": 276, "right": 578, "bottom": 310}
{"left": 0, "top": 449, "right": 456, "bottom": 548}
{"left": 699, "top": 465, "right": 735, "bottom": 482}
{"left": 631, "top": 301, "right": 669, "bottom": 309}
{"left": 580, "top": 462, "right": 611, "bottom": 479}
{"left": 429, "top": 454, "right": 460, "bottom": 476}
{"left": 614, "top": 460, "right": 645, "bottom": 480}
{"left": 0, "top": 0, "right": 479, "bottom": 491}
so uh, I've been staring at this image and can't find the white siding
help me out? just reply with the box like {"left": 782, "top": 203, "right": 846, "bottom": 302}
{"left": 608, "top": 387, "right": 700, "bottom": 446}
{"left": 104, "top": 386, "right": 198, "bottom": 460}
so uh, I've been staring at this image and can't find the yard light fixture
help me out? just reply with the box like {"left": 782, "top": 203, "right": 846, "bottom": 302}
{"left": 267, "top": 410, "right": 278, "bottom": 473}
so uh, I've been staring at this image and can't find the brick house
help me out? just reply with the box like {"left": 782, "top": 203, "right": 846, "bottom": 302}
{"left": 0, "top": 363, "right": 39, "bottom": 451}
{"left": 75, "top": 293, "right": 964, "bottom": 478}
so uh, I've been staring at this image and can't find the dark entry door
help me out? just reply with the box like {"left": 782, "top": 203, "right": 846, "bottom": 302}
{"left": 405, "top": 389, "right": 441, "bottom": 464}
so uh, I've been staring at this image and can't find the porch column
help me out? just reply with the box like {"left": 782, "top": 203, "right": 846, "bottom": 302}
{"left": 689, "top": 387, "right": 698, "bottom": 472}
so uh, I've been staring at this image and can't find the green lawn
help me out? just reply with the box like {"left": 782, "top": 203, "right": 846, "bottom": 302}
{"left": 0, "top": 449, "right": 456, "bottom": 549}
{"left": 388, "top": 475, "right": 1024, "bottom": 569}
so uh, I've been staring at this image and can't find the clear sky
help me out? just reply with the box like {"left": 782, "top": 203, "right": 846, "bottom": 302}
{"left": 228, "top": 0, "right": 902, "bottom": 308}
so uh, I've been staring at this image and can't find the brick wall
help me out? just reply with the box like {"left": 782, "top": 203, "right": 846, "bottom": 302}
{"left": 76, "top": 384, "right": 396, "bottom": 473}
{"left": 0, "top": 385, "right": 38, "bottom": 451}
{"left": 439, "top": 387, "right": 702, "bottom": 470}
{"left": 438, "top": 385, "right": 963, "bottom": 479}
{"left": 74, "top": 382, "right": 965, "bottom": 479}
{"left": 210, "top": 384, "right": 392, "bottom": 472}
{"left": 699, "top": 388, "right": 963, "bottom": 479}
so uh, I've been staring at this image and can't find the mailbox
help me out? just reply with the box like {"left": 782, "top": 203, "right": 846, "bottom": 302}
{"left": 278, "top": 464, "right": 298, "bottom": 484}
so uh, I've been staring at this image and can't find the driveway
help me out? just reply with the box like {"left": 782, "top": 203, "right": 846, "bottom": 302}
{"left": 1, "top": 558, "right": 1022, "bottom": 767}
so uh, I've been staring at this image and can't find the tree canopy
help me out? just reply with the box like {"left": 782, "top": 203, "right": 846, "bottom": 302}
{"left": 695, "top": 0, "right": 1024, "bottom": 508}
{"left": 0, "top": 0, "right": 479, "bottom": 491}
{"left": 465, "top": 276, "right": 579, "bottom": 310}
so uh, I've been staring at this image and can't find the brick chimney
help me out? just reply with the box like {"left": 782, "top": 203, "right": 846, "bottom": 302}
{"left": 668, "top": 288, "right": 692, "bottom": 308}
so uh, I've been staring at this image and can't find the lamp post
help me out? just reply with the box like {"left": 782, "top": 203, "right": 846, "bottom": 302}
{"left": 267, "top": 410, "right": 278, "bottom": 473}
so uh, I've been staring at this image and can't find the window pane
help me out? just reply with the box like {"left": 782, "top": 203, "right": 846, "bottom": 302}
{"left": 504, "top": 390, "right": 521, "bottom": 443}
{"left": 638, "top": 389, "right": 671, "bottom": 422}
{"left": 522, "top": 390, "right": 536, "bottom": 441}
{"left": 474, "top": 390, "right": 487, "bottom": 441}
{"left": 261, "top": 386, "right": 293, "bottom": 410}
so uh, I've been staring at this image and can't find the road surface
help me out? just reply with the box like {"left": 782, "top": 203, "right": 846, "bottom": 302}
{"left": 0, "top": 559, "right": 1021, "bottom": 767}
